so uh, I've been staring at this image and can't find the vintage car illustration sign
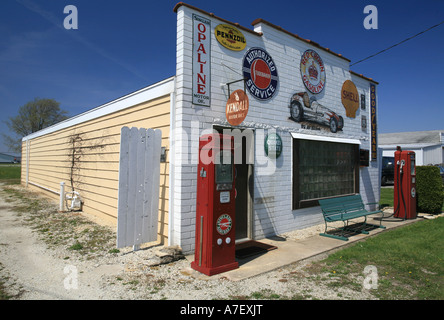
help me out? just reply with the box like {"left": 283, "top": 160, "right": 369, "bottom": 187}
{"left": 300, "top": 49, "right": 326, "bottom": 94}
{"left": 243, "top": 47, "right": 279, "bottom": 100}
{"left": 289, "top": 92, "right": 344, "bottom": 133}
{"left": 226, "top": 89, "right": 249, "bottom": 126}
{"left": 215, "top": 24, "right": 246, "bottom": 51}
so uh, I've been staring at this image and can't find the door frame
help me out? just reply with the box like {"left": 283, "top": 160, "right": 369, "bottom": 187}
{"left": 213, "top": 125, "right": 254, "bottom": 242}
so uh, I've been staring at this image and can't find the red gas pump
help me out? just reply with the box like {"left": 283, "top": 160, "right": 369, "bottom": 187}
{"left": 191, "top": 133, "right": 239, "bottom": 276}
{"left": 393, "top": 147, "right": 417, "bottom": 219}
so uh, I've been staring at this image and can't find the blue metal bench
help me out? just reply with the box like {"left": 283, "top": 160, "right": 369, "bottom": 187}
{"left": 318, "top": 194, "right": 386, "bottom": 241}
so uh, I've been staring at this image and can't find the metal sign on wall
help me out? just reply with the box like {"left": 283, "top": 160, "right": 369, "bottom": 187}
{"left": 300, "top": 49, "right": 326, "bottom": 94}
{"left": 341, "top": 80, "right": 359, "bottom": 118}
{"left": 215, "top": 24, "right": 246, "bottom": 51}
{"left": 192, "top": 14, "right": 211, "bottom": 106}
{"left": 370, "top": 84, "right": 377, "bottom": 161}
{"left": 264, "top": 133, "right": 283, "bottom": 158}
{"left": 226, "top": 89, "right": 249, "bottom": 126}
{"left": 242, "top": 47, "right": 279, "bottom": 100}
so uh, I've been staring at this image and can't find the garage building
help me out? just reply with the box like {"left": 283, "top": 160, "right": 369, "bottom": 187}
{"left": 21, "top": 3, "right": 380, "bottom": 254}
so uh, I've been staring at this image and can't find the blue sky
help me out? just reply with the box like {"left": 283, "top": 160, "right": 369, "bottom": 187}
{"left": 1, "top": 0, "right": 444, "bottom": 156}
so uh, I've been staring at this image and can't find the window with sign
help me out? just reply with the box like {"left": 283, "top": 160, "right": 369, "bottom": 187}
{"left": 292, "top": 139, "right": 359, "bottom": 209}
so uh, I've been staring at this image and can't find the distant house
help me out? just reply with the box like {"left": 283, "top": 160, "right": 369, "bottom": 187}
{"left": 0, "top": 153, "right": 19, "bottom": 163}
{"left": 379, "top": 130, "right": 444, "bottom": 165}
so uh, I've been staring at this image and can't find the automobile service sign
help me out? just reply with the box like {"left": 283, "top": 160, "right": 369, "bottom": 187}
{"left": 215, "top": 24, "right": 246, "bottom": 51}
{"left": 300, "top": 49, "right": 326, "bottom": 94}
{"left": 243, "top": 47, "right": 279, "bottom": 100}
{"left": 226, "top": 89, "right": 249, "bottom": 126}
{"left": 192, "top": 14, "right": 211, "bottom": 106}
{"left": 216, "top": 214, "right": 233, "bottom": 235}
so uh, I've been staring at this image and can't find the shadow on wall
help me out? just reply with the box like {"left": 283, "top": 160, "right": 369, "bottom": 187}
{"left": 253, "top": 145, "right": 295, "bottom": 239}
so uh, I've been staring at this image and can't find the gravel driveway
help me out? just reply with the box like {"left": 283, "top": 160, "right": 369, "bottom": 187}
{"left": 0, "top": 184, "right": 376, "bottom": 301}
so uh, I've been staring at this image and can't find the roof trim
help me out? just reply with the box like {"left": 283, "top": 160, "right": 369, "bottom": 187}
{"left": 174, "top": 3, "right": 378, "bottom": 84}
{"left": 22, "top": 76, "right": 175, "bottom": 142}
{"left": 350, "top": 70, "right": 379, "bottom": 84}
{"left": 379, "top": 144, "right": 439, "bottom": 149}
{"left": 173, "top": 2, "right": 262, "bottom": 37}
{"left": 251, "top": 18, "right": 351, "bottom": 63}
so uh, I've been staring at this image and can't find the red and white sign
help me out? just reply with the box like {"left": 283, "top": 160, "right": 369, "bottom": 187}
{"left": 300, "top": 49, "right": 326, "bottom": 94}
{"left": 243, "top": 47, "right": 279, "bottom": 101}
{"left": 193, "top": 14, "right": 211, "bottom": 106}
{"left": 216, "top": 214, "right": 232, "bottom": 235}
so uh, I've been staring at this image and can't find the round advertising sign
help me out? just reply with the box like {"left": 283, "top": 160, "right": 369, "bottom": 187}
{"left": 300, "top": 49, "right": 326, "bottom": 94}
{"left": 243, "top": 47, "right": 279, "bottom": 100}
{"left": 226, "top": 89, "right": 249, "bottom": 126}
{"left": 264, "top": 133, "right": 283, "bottom": 158}
{"left": 216, "top": 214, "right": 233, "bottom": 235}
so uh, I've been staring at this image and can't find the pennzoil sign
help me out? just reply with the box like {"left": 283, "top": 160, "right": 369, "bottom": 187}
{"left": 215, "top": 24, "right": 246, "bottom": 51}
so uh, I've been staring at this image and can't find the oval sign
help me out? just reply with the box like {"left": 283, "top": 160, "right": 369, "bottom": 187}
{"left": 264, "top": 133, "right": 283, "bottom": 158}
{"left": 300, "top": 49, "right": 326, "bottom": 94}
{"left": 341, "top": 80, "right": 359, "bottom": 118}
{"left": 215, "top": 24, "right": 247, "bottom": 51}
{"left": 226, "top": 89, "right": 249, "bottom": 126}
{"left": 216, "top": 214, "right": 233, "bottom": 235}
{"left": 243, "top": 47, "right": 279, "bottom": 101}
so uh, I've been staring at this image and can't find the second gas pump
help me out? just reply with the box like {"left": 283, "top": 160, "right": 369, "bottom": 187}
{"left": 394, "top": 147, "right": 417, "bottom": 220}
{"left": 191, "top": 133, "right": 239, "bottom": 276}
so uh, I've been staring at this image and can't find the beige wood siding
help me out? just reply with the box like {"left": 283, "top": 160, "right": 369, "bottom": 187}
{"left": 21, "top": 95, "right": 171, "bottom": 244}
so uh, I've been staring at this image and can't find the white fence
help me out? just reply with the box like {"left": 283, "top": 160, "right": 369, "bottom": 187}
{"left": 117, "top": 127, "right": 162, "bottom": 249}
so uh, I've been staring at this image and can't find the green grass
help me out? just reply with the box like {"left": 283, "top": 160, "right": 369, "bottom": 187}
{"left": 316, "top": 217, "right": 444, "bottom": 299}
{"left": 0, "top": 164, "right": 21, "bottom": 184}
{"left": 379, "top": 187, "right": 394, "bottom": 208}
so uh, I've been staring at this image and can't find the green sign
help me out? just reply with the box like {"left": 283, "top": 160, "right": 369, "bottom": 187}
{"left": 264, "top": 133, "right": 283, "bottom": 158}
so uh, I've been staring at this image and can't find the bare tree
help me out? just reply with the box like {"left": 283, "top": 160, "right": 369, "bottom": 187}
{"left": 3, "top": 98, "right": 68, "bottom": 153}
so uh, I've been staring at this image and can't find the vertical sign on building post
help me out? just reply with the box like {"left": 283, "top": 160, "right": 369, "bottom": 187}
{"left": 193, "top": 14, "right": 211, "bottom": 107}
{"left": 370, "top": 84, "right": 377, "bottom": 161}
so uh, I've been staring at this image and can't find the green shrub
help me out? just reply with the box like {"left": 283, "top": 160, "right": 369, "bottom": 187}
{"left": 416, "top": 166, "right": 444, "bottom": 214}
